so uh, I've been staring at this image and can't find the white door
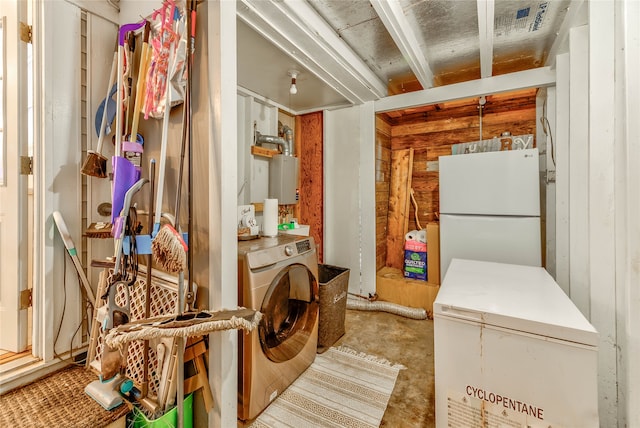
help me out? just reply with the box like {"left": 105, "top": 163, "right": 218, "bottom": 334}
{"left": 439, "top": 148, "right": 540, "bottom": 216}
{"left": 439, "top": 214, "right": 542, "bottom": 281}
{"left": 0, "top": 0, "right": 29, "bottom": 352}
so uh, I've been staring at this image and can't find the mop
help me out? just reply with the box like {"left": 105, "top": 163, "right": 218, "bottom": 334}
{"left": 149, "top": 3, "right": 188, "bottom": 274}
{"left": 104, "top": 308, "right": 262, "bottom": 348}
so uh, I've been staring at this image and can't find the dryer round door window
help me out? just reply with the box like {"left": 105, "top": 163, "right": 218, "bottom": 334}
{"left": 258, "top": 263, "right": 319, "bottom": 363}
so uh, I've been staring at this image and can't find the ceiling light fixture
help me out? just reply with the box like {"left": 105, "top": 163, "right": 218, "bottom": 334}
{"left": 288, "top": 70, "right": 299, "bottom": 95}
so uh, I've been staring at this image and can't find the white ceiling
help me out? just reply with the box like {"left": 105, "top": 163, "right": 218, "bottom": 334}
{"left": 237, "top": 0, "right": 587, "bottom": 114}
{"left": 237, "top": 19, "right": 351, "bottom": 113}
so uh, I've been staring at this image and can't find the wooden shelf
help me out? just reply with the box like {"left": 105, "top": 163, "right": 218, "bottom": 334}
{"left": 251, "top": 145, "right": 280, "bottom": 158}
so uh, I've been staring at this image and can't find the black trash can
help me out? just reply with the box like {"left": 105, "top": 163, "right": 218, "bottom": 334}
{"left": 317, "top": 264, "right": 350, "bottom": 353}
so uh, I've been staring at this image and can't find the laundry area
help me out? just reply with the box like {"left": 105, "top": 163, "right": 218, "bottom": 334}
{"left": 0, "top": 0, "right": 639, "bottom": 427}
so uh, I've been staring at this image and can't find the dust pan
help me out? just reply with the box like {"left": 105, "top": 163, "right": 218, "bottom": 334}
{"left": 81, "top": 151, "right": 109, "bottom": 178}
{"left": 82, "top": 51, "right": 118, "bottom": 179}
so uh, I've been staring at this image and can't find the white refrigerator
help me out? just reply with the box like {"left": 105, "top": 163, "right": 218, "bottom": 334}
{"left": 434, "top": 259, "right": 599, "bottom": 428}
{"left": 439, "top": 148, "right": 541, "bottom": 282}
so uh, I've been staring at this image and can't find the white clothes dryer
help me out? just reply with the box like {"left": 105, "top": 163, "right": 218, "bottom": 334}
{"left": 237, "top": 234, "right": 319, "bottom": 422}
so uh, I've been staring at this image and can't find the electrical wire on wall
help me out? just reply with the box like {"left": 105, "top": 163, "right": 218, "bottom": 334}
{"left": 52, "top": 256, "right": 68, "bottom": 362}
{"left": 541, "top": 98, "right": 556, "bottom": 167}
{"left": 53, "top": 245, "right": 93, "bottom": 366}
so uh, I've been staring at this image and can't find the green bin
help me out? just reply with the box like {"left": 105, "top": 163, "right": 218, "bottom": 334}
{"left": 130, "top": 393, "right": 193, "bottom": 428}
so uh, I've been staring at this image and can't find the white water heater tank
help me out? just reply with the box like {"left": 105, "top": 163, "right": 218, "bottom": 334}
{"left": 269, "top": 154, "right": 298, "bottom": 204}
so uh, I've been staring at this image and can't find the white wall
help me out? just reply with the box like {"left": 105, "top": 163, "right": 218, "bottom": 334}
{"left": 587, "top": 2, "right": 617, "bottom": 424}
{"left": 568, "top": 24, "right": 590, "bottom": 317}
{"left": 249, "top": 99, "right": 278, "bottom": 206}
{"left": 615, "top": 0, "right": 640, "bottom": 425}
{"left": 39, "top": 0, "right": 84, "bottom": 361}
{"left": 324, "top": 102, "right": 376, "bottom": 296}
{"left": 237, "top": 91, "right": 282, "bottom": 233}
{"left": 552, "top": 1, "right": 640, "bottom": 425}
{"left": 206, "top": 2, "right": 238, "bottom": 427}
{"left": 554, "top": 52, "right": 570, "bottom": 296}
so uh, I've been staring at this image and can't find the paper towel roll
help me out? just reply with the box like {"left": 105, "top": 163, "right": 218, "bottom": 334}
{"left": 263, "top": 198, "right": 279, "bottom": 237}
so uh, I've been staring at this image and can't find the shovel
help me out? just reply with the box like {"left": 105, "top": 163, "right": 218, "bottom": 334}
{"left": 81, "top": 51, "right": 117, "bottom": 178}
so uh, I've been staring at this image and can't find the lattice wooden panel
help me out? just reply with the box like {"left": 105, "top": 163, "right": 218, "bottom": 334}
{"left": 88, "top": 266, "right": 185, "bottom": 402}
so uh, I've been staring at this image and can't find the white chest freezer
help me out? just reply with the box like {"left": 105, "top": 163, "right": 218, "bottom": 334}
{"left": 434, "top": 259, "right": 599, "bottom": 428}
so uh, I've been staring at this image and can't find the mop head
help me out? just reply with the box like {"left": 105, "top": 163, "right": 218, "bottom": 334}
{"left": 152, "top": 224, "right": 187, "bottom": 273}
{"left": 104, "top": 308, "right": 262, "bottom": 348}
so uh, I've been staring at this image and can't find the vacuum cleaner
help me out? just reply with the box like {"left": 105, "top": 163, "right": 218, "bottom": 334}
{"left": 84, "top": 374, "right": 136, "bottom": 410}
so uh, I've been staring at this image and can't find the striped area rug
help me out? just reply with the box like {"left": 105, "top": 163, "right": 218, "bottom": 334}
{"left": 249, "top": 346, "right": 404, "bottom": 428}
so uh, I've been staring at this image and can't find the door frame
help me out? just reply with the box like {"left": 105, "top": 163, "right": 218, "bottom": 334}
{"left": 0, "top": 0, "right": 29, "bottom": 354}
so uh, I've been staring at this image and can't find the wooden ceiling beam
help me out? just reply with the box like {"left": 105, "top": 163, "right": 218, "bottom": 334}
{"left": 371, "top": 0, "right": 434, "bottom": 89}
{"left": 375, "top": 66, "right": 555, "bottom": 113}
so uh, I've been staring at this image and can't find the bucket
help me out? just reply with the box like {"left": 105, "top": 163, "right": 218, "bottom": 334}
{"left": 130, "top": 393, "right": 194, "bottom": 428}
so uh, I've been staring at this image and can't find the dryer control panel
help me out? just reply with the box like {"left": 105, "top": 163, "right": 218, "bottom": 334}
{"left": 241, "top": 236, "right": 315, "bottom": 270}
{"left": 296, "top": 239, "right": 312, "bottom": 254}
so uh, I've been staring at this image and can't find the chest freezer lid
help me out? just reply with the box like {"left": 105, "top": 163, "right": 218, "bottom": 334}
{"left": 434, "top": 259, "right": 598, "bottom": 347}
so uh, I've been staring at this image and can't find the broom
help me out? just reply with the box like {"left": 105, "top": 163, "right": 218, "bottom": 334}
{"left": 81, "top": 51, "right": 117, "bottom": 178}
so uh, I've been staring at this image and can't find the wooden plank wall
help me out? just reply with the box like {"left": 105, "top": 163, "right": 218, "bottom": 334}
{"left": 296, "top": 111, "right": 324, "bottom": 262}
{"left": 385, "top": 149, "right": 414, "bottom": 270}
{"left": 375, "top": 118, "right": 392, "bottom": 271}
{"left": 389, "top": 89, "right": 538, "bottom": 231}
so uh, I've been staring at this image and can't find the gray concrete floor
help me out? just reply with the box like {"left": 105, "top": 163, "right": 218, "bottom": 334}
{"left": 334, "top": 309, "right": 436, "bottom": 427}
